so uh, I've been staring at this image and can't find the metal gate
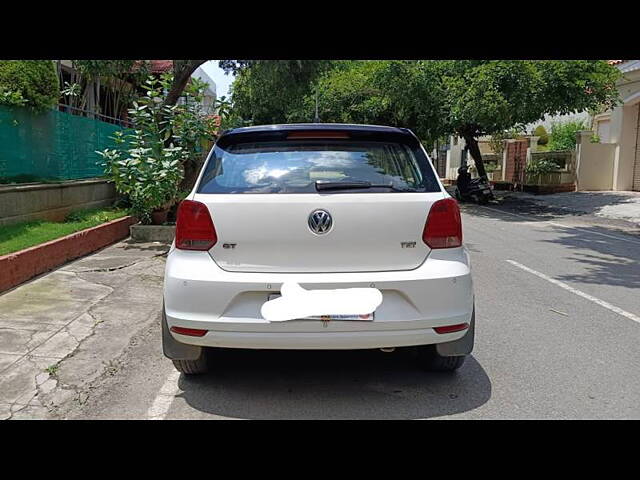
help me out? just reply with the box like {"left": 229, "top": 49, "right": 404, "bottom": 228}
{"left": 504, "top": 139, "right": 528, "bottom": 188}
{"left": 633, "top": 106, "right": 640, "bottom": 191}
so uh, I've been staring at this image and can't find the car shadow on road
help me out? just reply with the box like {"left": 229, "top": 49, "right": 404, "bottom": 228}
{"left": 176, "top": 348, "right": 491, "bottom": 419}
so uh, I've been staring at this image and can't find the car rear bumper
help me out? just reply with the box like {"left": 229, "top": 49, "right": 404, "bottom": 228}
{"left": 163, "top": 246, "right": 474, "bottom": 350}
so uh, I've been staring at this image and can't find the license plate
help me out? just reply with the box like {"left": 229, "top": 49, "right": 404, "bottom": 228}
{"left": 267, "top": 294, "right": 375, "bottom": 321}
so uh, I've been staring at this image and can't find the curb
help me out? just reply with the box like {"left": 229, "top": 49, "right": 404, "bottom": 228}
{"left": 0, "top": 215, "right": 138, "bottom": 293}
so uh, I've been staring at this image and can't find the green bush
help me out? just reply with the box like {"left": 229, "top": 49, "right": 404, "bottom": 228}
{"left": 533, "top": 125, "right": 549, "bottom": 145}
{"left": 548, "top": 120, "right": 586, "bottom": 151}
{"left": 525, "top": 158, "right": 560, "bottom": 176}
{"left": 0, "top": 60, "right": 59, "bottom": 112}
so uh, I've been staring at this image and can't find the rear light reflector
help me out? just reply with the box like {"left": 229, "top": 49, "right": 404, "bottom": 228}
{"left": 422, "top": 198, "right": 462, "bottom": 249}
{"left": 170, "top": 326, "right": 208, "bottom": 337}
{"left": 434, "top": 323, "right": 469, "bottom": 334}
{"left": 175, "top": 200, "right": 217, "bottom": 251}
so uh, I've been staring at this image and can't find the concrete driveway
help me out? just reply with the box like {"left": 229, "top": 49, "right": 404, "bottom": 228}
{"left": 0, "top": 240, "right": 168, "bottom": 419}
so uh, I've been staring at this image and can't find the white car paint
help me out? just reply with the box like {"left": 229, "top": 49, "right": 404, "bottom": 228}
{"left": 163, "top": 125, "right": 474, "bottom": 350}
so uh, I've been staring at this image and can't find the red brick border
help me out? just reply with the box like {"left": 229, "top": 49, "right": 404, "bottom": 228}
{"left": 0, "top": 216, "right": 137, "bottom": 293}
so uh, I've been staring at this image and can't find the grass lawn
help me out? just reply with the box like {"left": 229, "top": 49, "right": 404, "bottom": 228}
{"left": 0, "top": 207, "right": 128, "bottom": 256}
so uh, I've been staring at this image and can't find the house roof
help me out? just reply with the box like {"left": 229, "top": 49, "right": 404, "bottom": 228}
{"left": 608, "top": 60, "right": 625, "bottom": 65}
{"left": 149, "top": 60, "right": 173, "bottom": 73}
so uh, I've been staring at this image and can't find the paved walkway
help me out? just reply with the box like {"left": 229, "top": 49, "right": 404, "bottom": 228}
{"left": 500, "top": 191, "right": 640, "bottom": 226}
{"left": 0, "top": 239, "right": 168, "bottom": 420}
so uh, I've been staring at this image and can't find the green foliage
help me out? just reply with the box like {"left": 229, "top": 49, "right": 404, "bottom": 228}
{"left": 97, "top": 72, "right": 215, "bottom": 223}
{"left": 227, "top": 60, "right": 620, "bottom": 178}
{"left": 230, "top": 60, "right": 335, "bottom": 124}
{"left": 176, "top": 77, "right": 217, "bottom": 156}
{"left": 68, "top": 60, "right": 150, "bottom": 117}
{"left": 525, "top": 158, "right": 561, "bottom": 176}
{"left": 295, "top": 60, "right": 445, "bottom": 141}
{"left": 437, "top": 60, "right": 619, "bottom": 139}
{"left": 548, "top": 120, "right": 586, "bottom": 151}
{"left": 484, "top": 162, "right": 500, "bottom": 172}
{"left": 72, "top": 60, "right": 141, "bottom": 79}
{"left": 0, "top": 60, "right": 59, "bottom": 112}
{"left": 97, "top": 75, "right": 187, "bottom": 224}
{"left": 534, "top": 125, "right": 549, "bottom": 145}
{"left": 0, "top": 88, "right": 27, "bottom": 107}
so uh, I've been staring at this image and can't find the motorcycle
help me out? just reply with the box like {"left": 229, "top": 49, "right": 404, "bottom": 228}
{"left": 454, "top": 164, "right": 494, "bottom": 205}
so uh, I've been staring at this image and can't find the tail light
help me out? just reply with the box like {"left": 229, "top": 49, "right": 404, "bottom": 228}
{"left": 422, "top": 198, "right": 462, "bottom": 249}
{"left": 434, "top": 323, "right": 469, "bottom": 334}
{"left": 175, "top": 200, "right": 217, "bottom": 251}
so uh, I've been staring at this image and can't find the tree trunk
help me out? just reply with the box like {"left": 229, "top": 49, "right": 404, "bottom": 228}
{"left": 162, "top": 60, "right": 206, "bottom": 108}
{"left": 462, "top": 134, "right": 488, "bottom": 180}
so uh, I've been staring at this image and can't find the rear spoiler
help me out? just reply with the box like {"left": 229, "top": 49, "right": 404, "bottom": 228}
{"left": 216, "top": 127, "right": 420, "bottom": 149}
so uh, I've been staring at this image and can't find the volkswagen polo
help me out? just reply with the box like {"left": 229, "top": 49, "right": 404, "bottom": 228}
{"left": 163, "top": 124, "right": 475, "bottom": 374}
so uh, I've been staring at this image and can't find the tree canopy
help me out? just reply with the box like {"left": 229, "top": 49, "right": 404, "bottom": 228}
{"left": 224, "top": 60, "right": 621, "bottom": 178}
{"left": 0, "top": 60, "right": 59, "bottom": 112}
{"left": 227, "top": 60, "right": 335, "bottom": 124}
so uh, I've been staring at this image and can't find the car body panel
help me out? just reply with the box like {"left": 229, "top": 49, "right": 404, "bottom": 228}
{"left": 164, "top": 124, "right": 474, "bottom": 352}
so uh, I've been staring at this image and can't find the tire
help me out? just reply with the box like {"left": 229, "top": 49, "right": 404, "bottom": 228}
{"left": 172, "top": 350, "right": 209, "bottom": 375}
{"left": 416, "top": 345, "right": 466, "bottom": 372}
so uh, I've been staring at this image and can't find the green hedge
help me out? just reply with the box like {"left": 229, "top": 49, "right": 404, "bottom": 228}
{"left": 0, "top": 60, "right": 59, "bottom": 112}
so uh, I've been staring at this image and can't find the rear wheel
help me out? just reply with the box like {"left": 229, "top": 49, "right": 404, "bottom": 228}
{"left": 172, "top": 350, "right": 209, "bottom": 375}
{"left": 416, "top": 345, "right": 465, "bottom": 372}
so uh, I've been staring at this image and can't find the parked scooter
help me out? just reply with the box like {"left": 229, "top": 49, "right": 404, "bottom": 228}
{"left": 454, "top": 165, "right": 494, "bottom": 205}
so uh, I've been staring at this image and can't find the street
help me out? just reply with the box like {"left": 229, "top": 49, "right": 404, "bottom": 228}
{"left": 2, "top": 196, "right": 639, "bottom": 419}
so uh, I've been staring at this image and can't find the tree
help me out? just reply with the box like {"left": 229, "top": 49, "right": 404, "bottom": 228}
{"left": 226, "top": 60, "right": 335, "bottom": 124}
{"left": 70, "top": 60, "right": 149, "bottom": 119}
{"left": 162, "top": 60, "right": 207, "bottom": 107}
{"left": 0, "top": 60, "right": 59, "bottom": 112}
{"left": 434, "top": 60, "right": 620, "bottom": 179}
{"left": 307, "top": 60, "right": 621, "bottom": 180}
{"left": 220, "top": 60, "right": 621, "bottom": 182}
{"left": 295, "top": 60, "right": 445, "bottom": 144}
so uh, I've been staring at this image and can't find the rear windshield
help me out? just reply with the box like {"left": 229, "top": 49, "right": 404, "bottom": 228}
{"left": 197, "top": 139, "right": 440, "bottom": 194}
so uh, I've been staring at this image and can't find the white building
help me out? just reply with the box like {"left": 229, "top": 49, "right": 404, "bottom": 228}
{"left": 190, "top": 66, "right": 217, "bottom": 114}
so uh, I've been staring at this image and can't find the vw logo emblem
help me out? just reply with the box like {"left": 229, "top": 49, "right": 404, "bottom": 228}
{"left": 308, "top": 209, "right": 333, "bottom": 235}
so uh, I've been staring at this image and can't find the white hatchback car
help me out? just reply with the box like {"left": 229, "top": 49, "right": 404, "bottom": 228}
{"left": 163, "top": 124, "right": 474, "bottom": 374}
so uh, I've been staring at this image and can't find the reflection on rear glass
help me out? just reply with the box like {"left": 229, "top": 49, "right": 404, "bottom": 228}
{"left": 198, "top": 140, "right": 438, "bottom": 194}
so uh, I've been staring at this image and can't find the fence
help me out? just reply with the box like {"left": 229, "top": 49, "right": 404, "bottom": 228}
{"left": 0, "top": 105, "right": 126, "bottom": 183}
{"left": 57, "top": 104, "right": 132, "bottom": 128}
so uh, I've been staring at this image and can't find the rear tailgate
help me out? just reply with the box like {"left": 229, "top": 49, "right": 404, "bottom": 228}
{"left": 194, "top": 191, "right": 445, "bottom": 273}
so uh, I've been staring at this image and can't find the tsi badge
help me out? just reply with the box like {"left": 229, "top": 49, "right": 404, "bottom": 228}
{"left": 401, "top": 242, "right": 416, "bottom": 248}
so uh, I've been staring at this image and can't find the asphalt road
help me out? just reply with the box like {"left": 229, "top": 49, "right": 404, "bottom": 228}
{"left": 63, "top": 201, "right": 640, "bottom": 419}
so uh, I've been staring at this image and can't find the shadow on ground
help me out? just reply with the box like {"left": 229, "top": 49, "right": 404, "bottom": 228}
{"left": 459, "top": 192, "right": 640, "bottom": 288}
{"left": 541, "top": 224, "right": 640, "bottom": 288}
{"left": 522, "top": 191, "right": 640, "bottom": 217}
{"left": 177, "top": 348, "right": 491, "bottom": 419}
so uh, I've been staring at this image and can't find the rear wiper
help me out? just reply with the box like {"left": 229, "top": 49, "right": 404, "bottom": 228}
{"left": 315, "top": 180, "right": 415, "bottom": 192}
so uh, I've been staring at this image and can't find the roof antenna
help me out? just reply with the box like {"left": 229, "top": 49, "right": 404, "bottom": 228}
{"left": 314, "top": 88, "right": 320, "bottom": 123}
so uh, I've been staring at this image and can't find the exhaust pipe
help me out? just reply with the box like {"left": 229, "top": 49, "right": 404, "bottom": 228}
{"left": 380, "top": 347, "right": 395, "bottom": 353}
